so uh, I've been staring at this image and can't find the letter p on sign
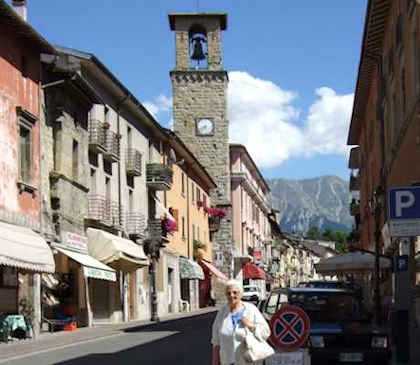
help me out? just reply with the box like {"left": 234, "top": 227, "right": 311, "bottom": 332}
{"left": 395, "top": 191, "right": 415, "bottom": 217}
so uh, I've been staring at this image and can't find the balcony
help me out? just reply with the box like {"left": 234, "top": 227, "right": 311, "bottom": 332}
{"left": 104, "top": 130, "right": 120, "bottom": 162}
{"left": 209, "top": 216, "right": 221, "bottom": 232}
{"left": 88, "top": 119, "right": 107, "bottom": 153}
{"left": 126, "top": 212, "right": 146, "bottom": 239}
{"left": 350, "top": 201, "right": 360, "bottom": 216}
{"left": 349, "top": 172, "right": 360, "bottom": 191}
{"left": 126, "top": 148, "right": 142, "bottom": 176}
{"left": 147, "top": 218, "right": 170, "bottom": 247}
{"left": 87, "top": 195, "right": 123, "bottom": 229}
{"left": 146, "top": 163, "right": 173, "bottom": 191}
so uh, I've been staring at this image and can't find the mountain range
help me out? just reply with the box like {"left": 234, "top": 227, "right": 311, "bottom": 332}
{"left": 267, "top": 175, "right": 353, "bottom": 234}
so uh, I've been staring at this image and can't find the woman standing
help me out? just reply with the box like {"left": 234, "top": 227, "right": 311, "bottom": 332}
{"left": 211, "top": 280, "right": 270, "bottom": 365}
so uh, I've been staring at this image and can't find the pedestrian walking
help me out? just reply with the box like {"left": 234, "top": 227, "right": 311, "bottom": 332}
{"left": 211, "top": 279, "right": 270, "bottom": 365}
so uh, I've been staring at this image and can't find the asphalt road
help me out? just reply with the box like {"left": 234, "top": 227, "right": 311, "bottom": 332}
{"left": 2, "top": 312, "right": 216, "bottom": 365}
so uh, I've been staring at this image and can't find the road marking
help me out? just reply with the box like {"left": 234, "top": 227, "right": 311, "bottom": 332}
{"left": 0, "top": 332, "right": 125, "bottom": 363}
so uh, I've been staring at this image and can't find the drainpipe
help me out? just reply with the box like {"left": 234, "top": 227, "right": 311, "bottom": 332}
{"left": 187, "top": 171, "right": 190, "bottom": 259}
{"left": 115, "top": 94, "right": 129, "bottom": 322}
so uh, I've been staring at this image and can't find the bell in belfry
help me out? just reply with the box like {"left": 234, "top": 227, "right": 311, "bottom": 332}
{"left": 191, "top": 36, "right": 206, "bottom": 61}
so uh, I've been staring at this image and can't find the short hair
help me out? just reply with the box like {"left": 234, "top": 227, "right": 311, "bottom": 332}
{"left": 225, "top": 279, "right": 243, "bottom": 295}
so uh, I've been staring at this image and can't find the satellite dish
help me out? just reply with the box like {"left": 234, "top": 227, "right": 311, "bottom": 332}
{"left": 169, "top": 148, "right": 176, "bottom": 162}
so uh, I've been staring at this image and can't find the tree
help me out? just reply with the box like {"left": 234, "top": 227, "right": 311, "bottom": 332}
{"left": 306, "top": 226, "right": 321, "bottom": 240}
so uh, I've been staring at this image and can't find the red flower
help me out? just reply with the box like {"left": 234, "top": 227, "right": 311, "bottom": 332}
{"left": 208, "top": 207, "right": 227, "bottom": 218}
{"left": 197, "top": 200, "right": 204, "bottom": 208}
{"left": 164, "top": 218, "right": 177, "bottom": 233}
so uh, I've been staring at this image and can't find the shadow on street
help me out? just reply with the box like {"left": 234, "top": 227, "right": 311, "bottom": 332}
{"left": 52, "top": 312, "right": 217, "bottom": 365}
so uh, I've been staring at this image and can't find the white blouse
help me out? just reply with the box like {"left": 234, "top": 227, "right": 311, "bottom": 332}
{"left": 211, "top": 302, "right": 270, "bottom": 365}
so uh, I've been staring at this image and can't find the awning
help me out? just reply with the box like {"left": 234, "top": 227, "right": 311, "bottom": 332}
{"left": 0, "top": 221, "right": 55, "bottom": 273}
{"left": 315, "top": 252, "right": 392, "bottom": 275}
{"left": 179, "top": 257, "right": 204, "bottom": 280}
{"left": 243, "top": 262, "right": 266, "bottom": 280}
{"left": 87, "top": 228, "right": 149, "bottom": 271}
{"left": 199, "top": 259, "right": 228, "bottom": 282}
{"left": 54, "top": 246, "right": 116, "bottom": 281}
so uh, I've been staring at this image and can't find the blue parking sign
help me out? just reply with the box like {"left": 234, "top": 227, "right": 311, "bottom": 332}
{"left": 388, "top": 186, "right": 420, "bottom": 236}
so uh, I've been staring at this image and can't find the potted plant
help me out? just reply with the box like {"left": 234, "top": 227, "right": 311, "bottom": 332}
{"left": 102, "top": 121, "right": 110, "bottom": 129}
{"left": 163, "top": 217, "right": 177, "bottom": 235}
{"left": 19, "top": 298, "right": 35, "bottom": 339}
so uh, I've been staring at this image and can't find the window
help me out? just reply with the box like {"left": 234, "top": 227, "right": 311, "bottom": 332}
{"left": 401, "top": 68, "right": 406, "bottom": 116}
{"left": 105, "top": 176, "right": 111, "bottom": 200}
{"left": 203, "top": 194, "right": 207, "bottom": 208}
{"left": 0, "top": 267, "right": 18, "bottom": 288}
{"left": 196, "top": 187, "right": 201, "bottom": 202}
{"left": 127, "top": 126, "right": 132, "bottom": 149}
{"left": 129, "top": 189, "right": 134, "bottom": 213}
{"left": 19, "top": 124, "right": 31, "bottom": 182}
{"left": 192, "top": 224, "right": 196, "bottom": 240}
{"left": 181, "top": 173, "right": 185, "bottom": 195}
{"left": 197, "top": 226, "right": 200, "bottom": 240}
{"left": 90, "top": 168, "right": 97, "bottom": 194}
{"left": 72, "top": 139, "right": 79, "bottom": 181}
{"left": 192, "top": 182, "right": 195, "bottom": 203}
{"left": 104, "top": 160, "right": 112, "bottom": 175}
{"left": 182, "top": 217, "right": 185, "bottom": 239}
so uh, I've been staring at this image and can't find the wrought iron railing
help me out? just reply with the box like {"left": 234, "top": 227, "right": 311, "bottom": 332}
{"left": 126, "top": 148, "right": 142, "bottom": 176}
{"left": 146, "top": 163, "right": 173, "bottom": 191}
{"left": 104, "top": 130, "right": 120, "bottom": 161}
{"left": 88, "top": 119, "right": 107, "bottom": 152}
{"left": 87, "top": 195, "right": 123, "bottom": 228}
{"left": 126, "top": 212, "right": 146, "bottom": 237}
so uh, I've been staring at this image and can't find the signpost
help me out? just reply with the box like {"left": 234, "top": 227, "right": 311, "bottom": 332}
{"left": 269, "top": 305, "right": 310, "bottom": 351}
{"left": 388, "top": 186, "right": 420, "bottom": 236}
{"left": 387, "top": 187, "right": 418, "bottom": 362}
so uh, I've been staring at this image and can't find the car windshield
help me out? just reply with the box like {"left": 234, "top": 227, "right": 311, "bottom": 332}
{"left": 289, "top": 292, "right": 363, "bottom": 322}
{"left": 244, "top": 286, "right": 257, "bottom": 292}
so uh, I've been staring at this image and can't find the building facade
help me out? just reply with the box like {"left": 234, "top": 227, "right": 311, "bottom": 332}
{"left": 0, "top": 0, "right": 56, "bottom": 336}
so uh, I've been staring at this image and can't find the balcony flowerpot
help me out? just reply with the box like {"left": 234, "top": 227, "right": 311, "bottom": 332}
{"left": 102, "top": 122, "right": 110, "bottom": 129}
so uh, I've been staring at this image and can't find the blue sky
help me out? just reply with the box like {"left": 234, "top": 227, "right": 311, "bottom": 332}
{"left": 21, "top": 0, "right": 366, "bottom": 180}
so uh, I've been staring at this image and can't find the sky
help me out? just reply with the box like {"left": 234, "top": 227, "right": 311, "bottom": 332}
{"left": 19, "top": 0, "right": 366, "bottom": 180}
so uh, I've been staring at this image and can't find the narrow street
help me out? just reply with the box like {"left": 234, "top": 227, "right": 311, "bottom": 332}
{"left": 1, "top": 312, "right": 216, "bottom": 365}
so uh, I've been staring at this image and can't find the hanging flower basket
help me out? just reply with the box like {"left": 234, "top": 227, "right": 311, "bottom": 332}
{"left": 163, "top": 218, "right": 177, "bottom": 234}
{"left": 102, "top": 122, "right": 110, "bottom": 129}
{"left": 207, "top": 207, "right": 227, "bottom": 218}
{"left": 197, "top": 200, "right": 204, "bottom": 209}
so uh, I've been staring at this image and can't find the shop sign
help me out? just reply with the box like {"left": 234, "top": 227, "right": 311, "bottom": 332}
{"left": 253, "top": 250, "right": 262, "bottom": 262}
{"left": 61, "top": 231, "right": 88, "bottom": 253}
{"left": 83, "top": 267, "right": 116, "bottom": 282}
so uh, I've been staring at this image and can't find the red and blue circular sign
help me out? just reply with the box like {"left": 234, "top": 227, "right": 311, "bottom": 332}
{"left": 269, "top": 305, "right": 310, "bottom": 350}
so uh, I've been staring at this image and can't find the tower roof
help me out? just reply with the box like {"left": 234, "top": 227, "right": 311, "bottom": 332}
{"left": 168, "top": 12, "right": 227, "bottom": 30}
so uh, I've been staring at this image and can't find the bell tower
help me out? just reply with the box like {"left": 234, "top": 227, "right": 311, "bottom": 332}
{"left": 169, "top": 13, "right": 234, "bottom": 291}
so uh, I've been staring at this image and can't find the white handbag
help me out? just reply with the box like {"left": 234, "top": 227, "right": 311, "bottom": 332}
{"left": 242, "top": 327, "right": 275, "bottom": 363}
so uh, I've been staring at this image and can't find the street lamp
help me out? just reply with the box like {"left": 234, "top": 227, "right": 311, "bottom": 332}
{"left": 371, "top": 186, "right": 385, "bottom": 325}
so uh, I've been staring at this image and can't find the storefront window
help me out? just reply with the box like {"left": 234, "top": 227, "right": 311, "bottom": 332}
{"left": 0, "top": 267, "right": 18, "bottom": 288}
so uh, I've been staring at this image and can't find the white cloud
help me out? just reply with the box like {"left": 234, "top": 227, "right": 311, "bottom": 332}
{"left": 143, "top": 72, "right": 354, "bottom": 169}
{"left": 144, "top": 94, "right": 173, "bottom": 127}
{"left": 228, "top": 71, "right": 354, "bottom": 168}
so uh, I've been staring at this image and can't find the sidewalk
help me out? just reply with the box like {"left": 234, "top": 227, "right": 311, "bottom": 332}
{"left": 0, "top": 307, "right": 218, "bottom": 362}
{"left": 391, "top": 324, "right": 420, "bottom": 365}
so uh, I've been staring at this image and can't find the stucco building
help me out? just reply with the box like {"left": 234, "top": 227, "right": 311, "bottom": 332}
{"left": 230, "top": 144, "right": 272, "bottom": 296}
{"left": 0, "top": 0, "right": 56, "bottom": 336}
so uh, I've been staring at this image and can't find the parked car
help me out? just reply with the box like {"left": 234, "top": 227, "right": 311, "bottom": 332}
{"left": 261, "top": 287, "right": 391, "bottom": 364}
{"left": 298, "top": 280, "right": 363, "bottom": 298}
{"left": 242, "top": 285, "right": 262, "bottom": 303}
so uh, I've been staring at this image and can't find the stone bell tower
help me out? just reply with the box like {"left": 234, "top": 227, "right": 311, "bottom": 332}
{"left": 169, "top": 13, "right": 233, "bottom": 296}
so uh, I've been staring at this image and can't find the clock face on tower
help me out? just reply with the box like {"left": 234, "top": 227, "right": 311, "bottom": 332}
{"left": 196, "top": 118, "right": 214, "bottom": 136}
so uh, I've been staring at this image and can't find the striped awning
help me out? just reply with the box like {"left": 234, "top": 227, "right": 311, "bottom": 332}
{"left": 243, "top": 262, "right": 266, "bottom": 280}
{"left": 179, "top": 257, "right": 204, "bottom": 280}
{"left": 0, "top": 221, "right": 55, "bottom": 273}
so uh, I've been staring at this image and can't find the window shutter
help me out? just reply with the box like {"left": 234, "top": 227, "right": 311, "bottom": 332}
{"left": 173, "top": 209, "right": 179, "bottom": 231}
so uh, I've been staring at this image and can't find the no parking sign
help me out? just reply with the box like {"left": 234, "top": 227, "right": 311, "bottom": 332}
{"left": 269, "top": 305, "right": 310, "bottom": 350}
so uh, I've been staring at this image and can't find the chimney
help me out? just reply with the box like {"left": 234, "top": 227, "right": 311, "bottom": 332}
{"left": 12, "top": 0, "right": 27, "bottom": 21}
